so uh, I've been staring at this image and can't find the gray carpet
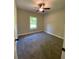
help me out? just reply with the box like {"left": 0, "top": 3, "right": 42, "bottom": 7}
{"left": 16, "top": 32, "right": 63, "bottom": 59}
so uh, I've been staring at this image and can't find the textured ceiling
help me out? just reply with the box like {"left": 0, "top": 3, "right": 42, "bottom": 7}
{"left": 15, "top": 0, "right": 65, "bottom": 13}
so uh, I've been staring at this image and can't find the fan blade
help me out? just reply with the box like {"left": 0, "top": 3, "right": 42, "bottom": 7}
{"left": 44, "top": 8, "right": 50, "bottom": 9}
{"left": 38, "top": 3, "right": 45, "bottom": 8}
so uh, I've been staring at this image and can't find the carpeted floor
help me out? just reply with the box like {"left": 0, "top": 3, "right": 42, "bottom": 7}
{"left": 16, "top": 32, "right": 63, "bottom": 59}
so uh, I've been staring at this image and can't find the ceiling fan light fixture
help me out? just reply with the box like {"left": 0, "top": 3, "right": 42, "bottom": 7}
{"left": 34, "top": 1, "right": 50, "bottom": 13}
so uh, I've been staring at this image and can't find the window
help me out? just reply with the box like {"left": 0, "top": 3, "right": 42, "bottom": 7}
{"left": 30, "top": 16, "right": 37, "bottom": 29}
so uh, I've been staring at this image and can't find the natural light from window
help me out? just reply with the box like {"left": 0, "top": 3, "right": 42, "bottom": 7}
{"left": 30, "top": 16, "right": 37, "bottom": 29}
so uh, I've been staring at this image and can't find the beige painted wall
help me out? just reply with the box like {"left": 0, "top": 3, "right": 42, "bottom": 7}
{"left": 44, "top": 9, "right": 65, "bottom": 39}
{"left": 17, "top": 8, "right": 44, "bottom": 35}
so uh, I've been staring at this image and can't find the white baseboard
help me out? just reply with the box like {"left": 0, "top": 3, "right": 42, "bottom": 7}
{"left": 45, "top": 31, "right": 64, "bottom": 39}
{"left": 45, "top": 31, "right": 65, "bottom": 48}
{"left": 18, "top": 30, "right": 43, "bottom": 36}
{"left": 18, "top": 31, "right": 64, "bottom": 39}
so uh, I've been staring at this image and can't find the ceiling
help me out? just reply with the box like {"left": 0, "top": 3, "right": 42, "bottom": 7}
{"left": 15, "top": 0, "right": 65, "bottom": 13}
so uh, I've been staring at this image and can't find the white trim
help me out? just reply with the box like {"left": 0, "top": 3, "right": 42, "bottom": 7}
{"left": 45, "top": 31, "right": 64, "bottom": 39}
{"left": 18, "top": 30, "right": 43, "bottom": 36}
{"left": 18, "top": 33, "right": 27, "bottom": 36}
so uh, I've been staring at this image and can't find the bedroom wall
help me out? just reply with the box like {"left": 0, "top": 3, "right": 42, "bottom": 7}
{"left": 44, "top": 9, "right": 65, "bottom": 39}
{"left": 44, "top": 9, "right": 65, "bottom": 49}
{"left": 17, "top": 8, "right": 44, "bottom": 35}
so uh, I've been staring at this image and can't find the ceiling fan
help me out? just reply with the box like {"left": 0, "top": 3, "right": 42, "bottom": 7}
{"left": 34, "top": 2, "right": 50, "bottom": 13}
